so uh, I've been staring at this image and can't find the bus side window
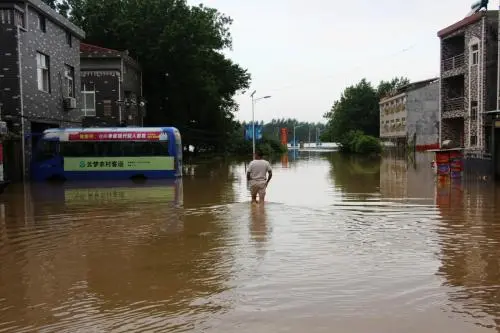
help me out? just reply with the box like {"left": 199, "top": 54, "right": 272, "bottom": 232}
{"left": 159, "top": 142, "right": 170, "bottom": 156}
{"left": 61, "top": 142, "right": 97, "bottom": 157}
{"left": 35, "top": 140, "right": 58, "bottom": 161}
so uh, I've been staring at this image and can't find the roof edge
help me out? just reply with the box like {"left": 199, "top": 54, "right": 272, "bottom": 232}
{"left": 437, "top": 11, "right": 487, "bottom": 38}
{"left": 28, "top": 0, "right": 85, "bottom": 39}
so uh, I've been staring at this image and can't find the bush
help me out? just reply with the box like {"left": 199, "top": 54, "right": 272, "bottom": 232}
{"left": 338, "top": 130, "right": 381, "bottom": 155}
{"left": 354, "top": 135, "right": 382, "bottom": 154}
{"left": 226, "top": 132, "right": 286, "bottom": 156}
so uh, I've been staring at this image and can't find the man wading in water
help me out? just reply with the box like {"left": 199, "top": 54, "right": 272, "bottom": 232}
{"left": 246, "top": 150, "right": 272, "bottom": 204}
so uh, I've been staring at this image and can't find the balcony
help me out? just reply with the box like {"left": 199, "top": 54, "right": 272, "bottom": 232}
{"left": 443, "top": 53, "right": 465, "bottom": 71}
{"left": 443, "top": 97, "right": 465, "bottom": 118}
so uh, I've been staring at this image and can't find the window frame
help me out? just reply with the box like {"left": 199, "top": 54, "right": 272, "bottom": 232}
{"left": 470, "top": 135, "right": 477, "bottom": 146}
{"left": 64, "top": 64, "right": 75, "bottom": 98}
{"left": 36, "top": 52, "right": 50, "bottom": 93}
{"left": 37, "top": 13, "right": 46, "bottom": 32}
{"left": 82, "top": 84, "right": 96, "bottom": 117}
{"left": 471, "top": 44, "right": 479, "bottom": 66}
{"left": 65, "top": 30, "right": 72, "bottom": 47}
{"left": 471, "top": 101, "right": 478, "bottom": 120}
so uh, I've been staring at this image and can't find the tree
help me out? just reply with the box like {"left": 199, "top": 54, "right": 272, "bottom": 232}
{"left": 323, "top": 76, "right": 409, "bottom": 145}
{"left": 41, "top": 0, "right": 71, "bottom": 17}
{"left": 63, "top": 0, "right": 250, "bottom": 152}
{"left": 377, "top": 76, "right": 410, "bottom": 99}
{"left": 41, "top": 0, "right": 56, "bottom": 9}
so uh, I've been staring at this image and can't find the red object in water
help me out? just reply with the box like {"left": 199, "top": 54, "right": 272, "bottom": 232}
{"left": 280, "top": 128, "right": 288, "bottom": 145}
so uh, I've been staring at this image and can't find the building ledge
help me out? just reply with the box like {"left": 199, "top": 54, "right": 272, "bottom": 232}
{"left": 438, "top": 11, "right": 483, "bottom": 38}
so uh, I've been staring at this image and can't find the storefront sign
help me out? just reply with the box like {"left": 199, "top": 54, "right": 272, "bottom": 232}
{"left": 63, "top": 156, "right": 175, "bottom": 171}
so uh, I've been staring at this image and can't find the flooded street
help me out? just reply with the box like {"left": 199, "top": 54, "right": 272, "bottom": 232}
{"left": 2, "top": 151, "right": 500, "bottom": 332}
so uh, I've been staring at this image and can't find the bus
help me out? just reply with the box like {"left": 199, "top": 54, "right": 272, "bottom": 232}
{"left": 31, "top": 127, "right": 182, "bottom": 181}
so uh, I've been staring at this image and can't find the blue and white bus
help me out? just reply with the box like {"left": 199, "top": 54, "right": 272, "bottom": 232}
{"left": 31, "top": 127, "right": 182, "bottom": 181}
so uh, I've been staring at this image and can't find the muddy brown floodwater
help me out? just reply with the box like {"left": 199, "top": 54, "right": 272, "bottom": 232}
{"left": 2, "top": 151, "right": 500, "bottom": 332}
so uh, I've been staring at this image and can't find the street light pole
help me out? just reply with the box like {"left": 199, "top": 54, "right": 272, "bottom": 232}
{"left": 293, "top": 124, "right": 303, "bottom": 149}
{"left": 249, "top": 90, "right": 271, "bottom": 158}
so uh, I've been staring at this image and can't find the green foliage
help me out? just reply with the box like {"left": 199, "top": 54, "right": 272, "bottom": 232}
{"left": 226, "top": 128, "right": 286, "bottom": 157}
{"left": 337, "top": 130, "right": 381, "bottom": 155}
{"left": 258, "top": 118, "right": 326, "bottom": 143}
{"left": 61, "top": 0, "right": 250, "bottom": 152}
{"left": 323, "top": 76, "right": 409, "bottom": 150}
{"left": 377, "top": 77, "right": 410, "bottom": 99}
{"left": 354, "top": 134, "right": 382, "bottom": 155}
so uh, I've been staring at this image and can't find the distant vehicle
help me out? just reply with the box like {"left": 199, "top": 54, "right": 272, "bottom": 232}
{"left": 31, "top": 127, "right": 182, "bottom": 181}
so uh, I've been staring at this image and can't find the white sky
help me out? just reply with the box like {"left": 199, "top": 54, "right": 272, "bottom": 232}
{"left": 188, "top": 0, "right": 495, "bottom": 123}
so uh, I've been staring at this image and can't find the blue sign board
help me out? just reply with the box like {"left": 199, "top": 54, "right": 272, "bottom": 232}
{"left": 244, "top": 124, "right": 263, "bottom": 140}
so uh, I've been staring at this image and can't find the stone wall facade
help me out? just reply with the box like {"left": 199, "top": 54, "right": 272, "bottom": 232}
{"left": 0, "top": 0, "right": 85, "bottom": 180}
{"left": 80, "top": 45, "right": 144, "bottom": 127}
{"left": 440, "top": 11, "right": 498, "bottom": 152}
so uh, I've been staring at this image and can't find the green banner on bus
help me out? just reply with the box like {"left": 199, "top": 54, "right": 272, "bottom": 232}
{"left": 64, "top": 156, "right": 175, "bottom": 171}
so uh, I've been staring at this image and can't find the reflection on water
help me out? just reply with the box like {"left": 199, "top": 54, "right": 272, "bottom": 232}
{"left": 2, "top": 153, "right": 500, "bottom": 332}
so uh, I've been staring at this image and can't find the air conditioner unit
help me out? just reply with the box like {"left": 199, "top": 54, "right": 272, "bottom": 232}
{"left": 0, "top": 121, "right": 7, "bottom": 135}
{"left": 63, "top": 97, "right": 77, "bottom": 110}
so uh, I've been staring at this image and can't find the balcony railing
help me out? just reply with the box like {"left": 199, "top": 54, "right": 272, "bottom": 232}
{"left": 443, "top": 53, "right": 465, "bottom": 71}
{"left": 443, "top": 97, "right": 464, "bottom": 113}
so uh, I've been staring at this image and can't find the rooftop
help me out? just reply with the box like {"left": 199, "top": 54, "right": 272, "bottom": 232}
{"left": 22, "top": 0, "right": 85, "bottom": 39}
{"left": 80, "top": 43, "right": 141, "bottom": 70}
{"left": 380, "top": 77, "right": 439, "bottom": 103}
{"left": 437, "top": 10, "right": 496, "bottom": 38}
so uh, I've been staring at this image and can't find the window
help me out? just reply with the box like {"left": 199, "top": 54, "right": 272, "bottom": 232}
{"left": 35, "top": 140, "right": 59, "bottom": 162}
{"left": 36, "top": 52, "right": 50, "bottom": 92}
{"left": 103, "top": 100, "right": 112, "bottom": 117}
{"left": 14, "top": 9, "right": 24, "bottom": 28}
{"left": 470, "top": 135, "right": 477, "bottom": 146}
{"left": 66, "top": 31, "right": 72, "bottom": 47}
{"left": 37, "top": 14, "right": 46, "bottom": 32}
{"left": 59, "top": 141, "right": 170, "bottom": 157}
{"left": 471, "top": 101, "right": 478, "bottom": 120}
{"left": 0, "top": 9, "right": 12, "bottom": 24}
{"left": 64, "top": 65, "right": 74, "bottom": 97}
{"left": 471, "top": 44, "right": 479, "bottom": 65}
{"left": 82, "top": 84, "right": 96, "bottom": 116}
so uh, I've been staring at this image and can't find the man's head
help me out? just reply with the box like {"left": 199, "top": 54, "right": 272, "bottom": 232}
{"left": 255, "top": 150, "right": 264, "bottom": 159}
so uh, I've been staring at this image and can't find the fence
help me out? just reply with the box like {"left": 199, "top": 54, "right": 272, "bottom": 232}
{"left": 463, "top": 151, "right": 493, "bottom": 181}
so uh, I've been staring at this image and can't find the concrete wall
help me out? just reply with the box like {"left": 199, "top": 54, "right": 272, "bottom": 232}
{"left": 406, "top": 81, "right": 439, "bottom": 149}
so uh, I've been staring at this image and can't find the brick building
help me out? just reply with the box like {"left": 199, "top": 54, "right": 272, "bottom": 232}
{"left": 437, "top": 10, "right": 498, "bottom": 151}
{"left": 80, "top": 43, "right": 144, "bottom": 127}
{"left": 379, "top": 78, "right": 439, "bottom": 151}
{"left": 0, "top": 0, "right": 85, "bottom": 181}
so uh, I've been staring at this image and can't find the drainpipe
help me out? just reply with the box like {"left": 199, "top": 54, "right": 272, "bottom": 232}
{"left": 17, "top": 25, "right": 26, "bottom": 181}
{"left": 438, "top": 45, "right": 442, "bottom": 148}
{"left": 480, "top": 16, "right": 485, "bottom": 150}
{"left": 119, "top": 57, "right": 123, "bottom": 124}
{"left": 140, "top": 70, "right": 143, "bottom": 126}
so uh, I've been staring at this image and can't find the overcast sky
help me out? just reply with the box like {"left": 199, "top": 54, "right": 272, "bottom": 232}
{"left": 188, "top": 0, "right": 492, "bottom": 123}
